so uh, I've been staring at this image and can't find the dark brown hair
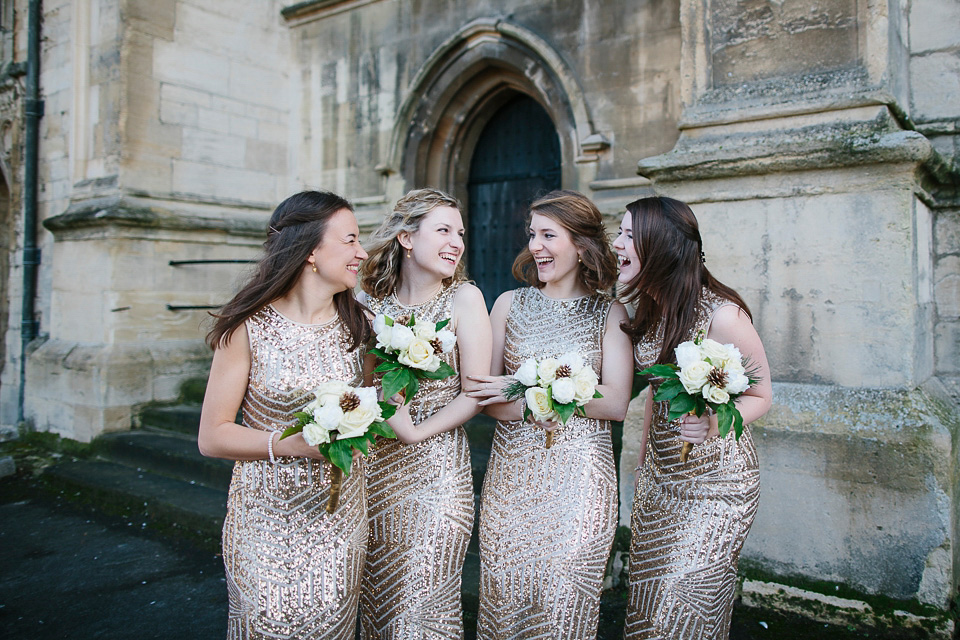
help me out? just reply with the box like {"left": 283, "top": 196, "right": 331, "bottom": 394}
{"left": 619, "top": 196, "right": 751, "bottom": 364}
{"left": 207, "top": 191, "right": 371, "bottom": 351}
{"left": 511, "top": 190, "right": 618, "bottom": 292}
{"left": 360, "top": 188, "right": 465, "bottom": 299}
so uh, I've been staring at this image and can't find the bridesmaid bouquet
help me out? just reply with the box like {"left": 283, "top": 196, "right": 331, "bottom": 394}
{"left": 638, "top": 331, "right": 759, "bottom": 462}
{"left": 369, "top": 313, "right": 457, "bottom": 404}
{"left": 502, "top": 352, "right": 602, "bottom": 448}
{"left": 280, "top": 381, "right": 397, "bottom": 512}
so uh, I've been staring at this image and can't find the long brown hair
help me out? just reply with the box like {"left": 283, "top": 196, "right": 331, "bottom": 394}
{"left": 619, "top": 196, "right": 751, "bottom": 364}
{"left": 512, "top": 190, "right": 618, "bottom": 292}
{"left": 207, "top": 191, "right": 371, "bottom": 351}
{"left": 360, "top": 188, "right": 465, "bottom": 299}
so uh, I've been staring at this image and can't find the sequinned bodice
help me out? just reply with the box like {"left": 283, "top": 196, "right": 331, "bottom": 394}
{"left": 503, "top": 287, "right": 611, "bottom": 381}
{"left": 366, "top": 282, "right": 462, "bottom": 424}
{"left": 242, "top": 305, "right": 364, "bottom": 433}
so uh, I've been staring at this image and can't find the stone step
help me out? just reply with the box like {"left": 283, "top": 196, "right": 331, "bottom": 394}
{"left": 42, "top": 458, "right": 226, "bottom": 548}
{"left": 92, "top": 430, "right": 234, "bottom": 491}
{"left": 139, "top": 404, "right": 204, "bottom": 436}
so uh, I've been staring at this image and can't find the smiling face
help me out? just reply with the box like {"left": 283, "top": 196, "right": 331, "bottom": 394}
{"left": 401, "top": 205, "right": 465, "bottom": 281}
{"left": 612, "top": 211, "right": 640, "bottom": 284}
{"left": 309, "top": 208, "right": 368, "bottom": 292}
{"left": 528, "top": 212, "right": 581, "bottom": 286}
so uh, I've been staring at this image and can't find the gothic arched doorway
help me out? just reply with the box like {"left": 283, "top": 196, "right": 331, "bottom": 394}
{"left": 466, "top": 95, "right": 561, "bottom": 307}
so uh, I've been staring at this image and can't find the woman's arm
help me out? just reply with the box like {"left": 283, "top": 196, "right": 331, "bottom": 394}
{"left": 678, "top": 304, "right": 773, "bottom": 441}
{"left": 465, "top": 290, "right": 526, "bottom": 422}
{"left": 197, "top": 324, "right": 329, "bottom": 461}
{"left": 579, "top": 302, "right": 633, "bottom": 421}
{"left": 636, "top": 388, "right": 652, "bottom": 469}
{"left": 386, "top": 284, "right": 493, "bottom": 444}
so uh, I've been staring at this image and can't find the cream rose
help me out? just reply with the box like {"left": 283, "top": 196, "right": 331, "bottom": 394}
{"left": 436, "top": 329, "right": 457, "bottom": 353}
{"left": 537, "top": 358, "right": 560, "bottom": 385}
{"left": 572, "top": 366, "right": 599, "bottom": 404}
{"left": 700, "top": 339, "right": 735, "bottom": 367}
{"left": 302, "top": 422, "right": 331, "bottom": 446}
{"left": 525, "top": 386, "right": 556, "bottom": 421}
{"left": 339, "top": 404, "right": 380, "bottom": 439}
{"left": 398, "top": 337, "right": 440, "bottom": 371}
{"left": 313, "top": 380, "right": 353, "bottom": 408}
{"left": 551, "top": 377, "right": 577, "bottom": 405}
{"left": 724, "top": 372, "right": 750, "bottom": 395}
{"left": 313, "top": 402, "right": 344, "bottom": 431}
{"left": 702, "top": 384, "right": 730, "bottom": 404}
{"left": 674, "top": 341, "right": 702, "bottom": 369}
{"left": 678, "top": 360, "right": 711, "bottom": 394}
{"left": 514, "top": 358, "right": 539, "bottom": 387}
{"left": 412, "top": 321, "right": 436, "bottom": 340}
{"left": 375, "top": 325, "right": 394, "bottom": 350}
{"left": 373, "top": 313, "right": 389, "bottom": 335}
{"left": 557, "top": 352, "right": 585, "bottom": 375}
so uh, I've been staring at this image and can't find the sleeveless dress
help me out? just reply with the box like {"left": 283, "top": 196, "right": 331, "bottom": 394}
{"left": 624, "top": 290, "right": 761, "bottom": 639}
{"left": 359, "top": 283, "right": 475, "bottom": 639}
{"left": 477, "top": 287, "right": 618, "bottom": 640}
{"left": 221, "top": 305, "right": 367, "bottom": 640}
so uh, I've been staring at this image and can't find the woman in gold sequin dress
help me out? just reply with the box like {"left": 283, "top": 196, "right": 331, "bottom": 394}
{"left": 198, "top": 191, "right": 372, "bottom": 640}
{"left": 613, "top": 196, "right": 772, "bottom": 639}
{"left": 357, "top": 189, "right": 492, "bottom": 639}
{"left": 467, "top": 190, "right": 634, "bottom": 640}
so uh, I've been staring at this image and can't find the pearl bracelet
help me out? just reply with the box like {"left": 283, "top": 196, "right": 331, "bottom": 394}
{"left": 267, "top": 431, "right": 280, "bottom": 464}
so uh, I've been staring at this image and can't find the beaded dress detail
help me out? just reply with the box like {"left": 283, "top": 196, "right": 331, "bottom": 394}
{"left": 222, "top": 305, "right": 367, "bottom": 640}
{"left": 359, "top": 282, "right": 474, "bottom": 639}
{"left": 624, "top": 289, "right": 760, "bottom": 639}
{"left": 477, "top": 287, "right": 617, "bottom": 640}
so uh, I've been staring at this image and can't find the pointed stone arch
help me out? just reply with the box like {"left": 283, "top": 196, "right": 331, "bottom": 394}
{"left": 382, "top": 17, "right": 603, "bottom": 193}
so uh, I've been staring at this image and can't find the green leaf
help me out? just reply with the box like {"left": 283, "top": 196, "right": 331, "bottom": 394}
{"left": 715, "top": 402, "right": 733, "bottom": 438}
{"left": 378, "top": 402, "right": 396, "bottom": 420}
{"left": 638, "top": 364, "right": 680, "bottom": 379}
{"left": 733, "top": 406, "right": 744, "bottom": 440}
{"left": 419, "top": 362, "right": 456, "bottom": 380}
{"left": 653, "top": 378, "right": 684, "bottom": 402}
{"left": 694, "top": 396, "right": 707, "bottom": 417}
{"left": 383, "top": 315, "right": 394, "bottom": 327}
{"left": 348, "top": 437, "right": 369, "bottom": 456}
{"left": 522, "top": 407, "right": 532, "bottom": 422}
{"left": 382, "top": 368, "right": 411, "bottom": 402}
{"left": 555, "top": 402, "right": 576, "bottom": 425}
{"left": 279, "top": 424, "right": 303, "bottom": 440}
{"left": 368, "top": 347, "right": 397, "bottom": 361}
{"left": 435, "top": 318, "right": 450, "bottom": 331}
{"left": 666, "top": 392, "right": 696, "bottom": 420}
{"left": 407, "top": 314, "right": 416, "bottom": 326}
{"left": 329, "top": 439, "right": 353, "bottom": 475}
{"left": 404, "top": 374, "right": 419, "bottom": 401}
{"left": 293, "top": 411, "right": 313, "bottom": 426}
{"left": 373, "top": 361, "right": 402, "bottom": 373}
{"left": 368, "top": 420, "right": 397, "bottom": 440}
{"left": 592, "top": 390, "right": 603, "bottom": 399}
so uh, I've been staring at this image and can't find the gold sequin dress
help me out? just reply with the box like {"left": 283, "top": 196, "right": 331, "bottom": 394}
{"left": 222, "top": 305, "right": 367, "bottom": 640}
{"left": 359, "top": 283, "right": 474, "bottom": 639}
{"left": 625, "top": 290, "right": 760, "bottom": 639}
{"left": 477, "top": 287, "right": 618, "bottom": 640}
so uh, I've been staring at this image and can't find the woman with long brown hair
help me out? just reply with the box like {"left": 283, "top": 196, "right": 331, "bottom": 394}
{"left": 198, "top": 191, "right": 371, "bottom": 640}
{"left": 467, "top": 190, "right": 633, "bottom": 639}
{"left": 614, "top": 195, "right": 772, "bottom": 639}
{"left": 356, "top": 188, "right": 491, "bottom": 638}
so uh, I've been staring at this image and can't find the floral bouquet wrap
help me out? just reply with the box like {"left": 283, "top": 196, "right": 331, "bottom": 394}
{"left": 280, "top": 380, "right": 396, "bottom": 512}
{"left": 502, "top": 352, "right": 602, "bottom": 448}
{"left": 638, "top": 331, "right": 759, "bottom": 462}
{"left": 369, "top": 313, "right": 457, "bottom": 403}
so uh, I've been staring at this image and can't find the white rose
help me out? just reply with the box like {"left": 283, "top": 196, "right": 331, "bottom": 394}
{"left": 557, "top": 352, "right": 585, "bottom": 376}
{"left": 700, "top": 339, "right": 735, "bottom": 367}
{"left": 398, "top": 337, "right": 441, "bottom": 371}
{"left": 537, "top": 358, "right": 560, "bottom": 385}
{"left": 514, "top": 358, "right": 539, "bottom": 387}
{"left": 339, "top": 404, "right": 378, "bottom": 439}
{"left": 702, "top": 384, "right": 730, "bottom": 405}
{"left": 678, "top": 360, "right": 711, "bottom": 394}
{"left": 724, "top": 372, "right": 750, "bottom": 395}
{"left": 389, "top": 324, "right": 415, "bottom": 351}
{"left": 413, "top": 320, "right": 436, "bottom": 340}
{"left": 313, "top": 380, "right": 352, "bottom": 407}
{"left": 354, "top": 386, "right": 381, "bottom": 413}
{"left": 572, "top": 366, "right": 599, "bottom": 404}
{"left": 674, "top": 341, "right": 702, "bottom": 369}
{"left": 436, "top": 329, "right": 457, "bottom": 353}
{"left": 375, "top": 325, "right": 394, "bottom": 351}
{"left": 524, "top": 386, "right": 556, "bottom": 421}
{"left": 551, "top": 377, "right": 576, "bottom": 405}
{"left": 373, "top": 313, "right": 389, "bottom": 335}
{"left": 302, "top": 422, "right": 331, "bottom": 446}
{"left": 313, "top": 402, "right": 344, "bottom": 431}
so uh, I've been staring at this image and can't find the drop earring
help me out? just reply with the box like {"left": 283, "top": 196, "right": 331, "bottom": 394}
{"left": 312, "top": 264, "right": 318, "bottom": 273}
{"left": 406, "top": 249, "right": 411, "bottom": 258}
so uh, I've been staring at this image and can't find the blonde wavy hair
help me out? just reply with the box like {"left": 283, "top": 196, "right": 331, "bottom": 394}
{"left": 360, "top": 188, "right": 466, "bottom": 299}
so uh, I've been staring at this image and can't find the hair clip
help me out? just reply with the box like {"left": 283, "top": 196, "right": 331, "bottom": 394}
{"left": 700, "top": 251, "right": 706, "bottom": 264}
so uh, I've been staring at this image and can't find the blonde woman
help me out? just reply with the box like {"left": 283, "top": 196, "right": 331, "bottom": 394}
{"left": 357, "top": 188, "right": 492, "bottom": 638}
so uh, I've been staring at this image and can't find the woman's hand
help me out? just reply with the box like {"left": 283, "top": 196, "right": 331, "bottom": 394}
{"left": 385, "top": 403, "right": 420, "bottom": 445}
{"left": 678, "top": 412, "right": 713, "bottom": 444}
{"left": 530, "top": 418, "right": 558, "bottom": 432}
{"left": 273, "top": 432, "right": 331, "bottom": 461}
{"left": 464, "top": 374, "right": 515, "bottom": 407}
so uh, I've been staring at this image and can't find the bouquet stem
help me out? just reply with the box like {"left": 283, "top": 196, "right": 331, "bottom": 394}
{"left": 545, "top": 431, "right": 554, "bottom": 449}
{"left": 680, "top": 441, "right": 693, "bottom": 463}
{"left": 326, "top": 466, "right": 343, "bottom": 514}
